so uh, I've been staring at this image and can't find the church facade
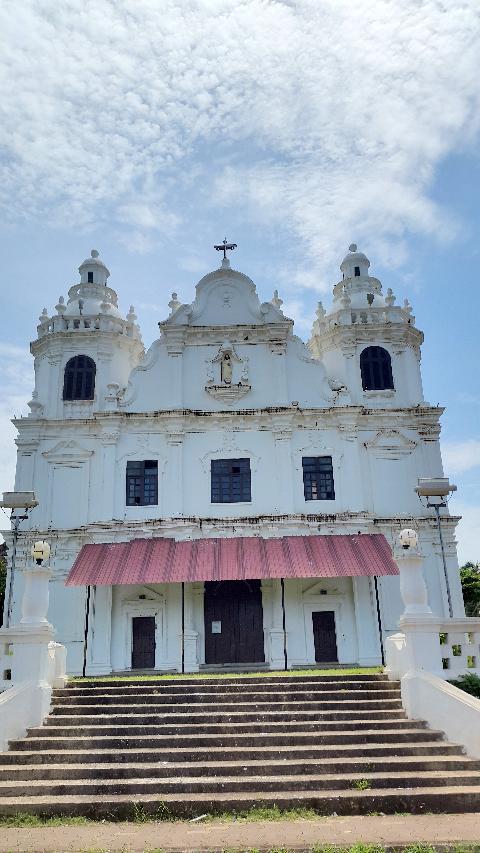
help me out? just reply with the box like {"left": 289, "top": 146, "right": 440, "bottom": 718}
{"left": 4, "top": 245, "right": 465, "bottom": 675}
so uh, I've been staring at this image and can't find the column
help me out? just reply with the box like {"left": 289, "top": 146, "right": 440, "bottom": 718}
{"left": 182, "top": 582, "right": 199, "bottom": 673}
{"left": 271, "top": 414, "right": 294, "bottom": 515}
{"left": 99, "top": 425, "right": 120, "bottom": 522}
{"left": 86, "top": 585, "right": 112, "bottom": 675}
{"left": 265, "top": 578, "right": 287, "bottom": 670}
{"left": 352, "top": 576, "right": 382, "bottom": 666}
{"left": 166, "top": 419, "right": 185, "bottom": 517}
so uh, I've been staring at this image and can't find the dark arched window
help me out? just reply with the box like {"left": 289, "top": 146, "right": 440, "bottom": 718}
{"left": 63, "top": 355, "right": 96, "bottom": 401}
{"left": 360, "top": 346, "right": 394, "bottom": 391}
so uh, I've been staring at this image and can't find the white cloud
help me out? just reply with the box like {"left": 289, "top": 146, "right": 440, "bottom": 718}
{"left": 0, "top": 0, "right": 478, "bottom": 275}
{"left": 450, "top": 501, "right": 480, "bottom": 565}
{"left": 442, "top": 440, "right": 480, "bottom": 475}
{"left": 0, "top": 344, "right": 33, "bottom": 494}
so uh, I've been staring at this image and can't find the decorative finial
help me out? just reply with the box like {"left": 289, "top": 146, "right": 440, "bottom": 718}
{"left": 126, "top": 305, "right": 137, "bottom": 323}
{"left": 168, "top": 292, "right": 181, "bottom": 313}
{"left": 403, "top": 297, "right": 413, "bottom": 316}
{"left": 91, "top": 249, "right": 99, "bottom": 258}
{"left": 349, "top": 243, "right": 357, "bottom": 252}
{"left": 271, "top": 289, "right": 283, "bottom": 309}
{"left": 55, "top": 296, "right": 65, "bottom": 314}
{"left": 214, "top": 238, "right": 237, "bottom": 261}
{"left": 39, "top": 308, "right": 49, "bottom": 323}
{"left": 316, "top": 301, "right": 326, "bottom": 320}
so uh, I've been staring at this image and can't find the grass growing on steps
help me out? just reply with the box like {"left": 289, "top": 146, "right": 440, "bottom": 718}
{"left": 0, "top": 813, "right": 90, "bottom": 827}
{"left": 70, "top": 667, "right": 382, "bottom": 683}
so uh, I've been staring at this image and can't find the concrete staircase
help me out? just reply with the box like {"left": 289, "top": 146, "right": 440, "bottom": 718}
{"left": 1, "top": 673, "right": 480, "bottom": 818}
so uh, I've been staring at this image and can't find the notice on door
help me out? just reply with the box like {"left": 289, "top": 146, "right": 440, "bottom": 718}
{"left": 211, "top": 621, "right": 222, "bottom": 634}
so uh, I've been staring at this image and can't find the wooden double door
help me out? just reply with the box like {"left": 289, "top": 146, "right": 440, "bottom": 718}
{"left": 204, "top": 580, "right": 265, "bottom": 665}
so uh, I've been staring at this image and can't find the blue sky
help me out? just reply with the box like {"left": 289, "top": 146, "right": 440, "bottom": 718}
{"left": 0, "top": 0, "right": 479, "bottom": 562}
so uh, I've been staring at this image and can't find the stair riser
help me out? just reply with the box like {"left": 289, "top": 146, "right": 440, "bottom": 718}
{"left": 0, "top": 758, "right": 477, "bottom": 782}
{"left": 12, "top": 731, "right": 444, "bottom": 751}
{"left": 55, "top": 689, "right": 401, "bottom": 702}
{"left": 0, "top": 743, "right": 463, "bottom": 765}
{"left": 51, "top": 696, "right": 403, "bottom": 709}
{"left": 3, "top": 774, "right": 480, "bottom": 798}
{"left": 32, "top": 720, "right": 426, "bottom": 737}
{"left": 60, "top": 678, "right": 400, "bottom": 696}
{"left": 71, "top": 676, "right": 390, "bottom": 689}
{"left": 47, "top": 710, "right": 408, "bottom": 725}
{"left": 1, "top": 790, "right": 480, "bottom": 818}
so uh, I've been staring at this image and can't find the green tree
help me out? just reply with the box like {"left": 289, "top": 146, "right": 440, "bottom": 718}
{"left": 460, "top": 561, "right": 480, "bottom": 617}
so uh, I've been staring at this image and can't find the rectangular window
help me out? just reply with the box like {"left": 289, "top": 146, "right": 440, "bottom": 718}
{"left": 87, "top": 271, "right": 94, "bottom": 283}
{"left": 126, "top": 460, "right": 158, "bottom": 506}
{"left": 302, "top": 456, "right": 335, "bottom": 501}
{"left": 354, "top": 266, "right": 361, "bottom": 277}
{"left": 211, "top": 458, "right": 251, "bottom": 503}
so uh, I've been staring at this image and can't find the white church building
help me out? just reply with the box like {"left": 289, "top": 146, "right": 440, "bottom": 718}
{"left": 4, "top": 244, "right": 465, "bottom": 675}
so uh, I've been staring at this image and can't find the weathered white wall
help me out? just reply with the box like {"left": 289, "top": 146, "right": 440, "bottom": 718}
{"left": 3, "top": 247, "right": 465, "bottom": 674}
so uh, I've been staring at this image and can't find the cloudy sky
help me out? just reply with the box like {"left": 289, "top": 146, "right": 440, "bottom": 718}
{"left": 0, "top": 0, "right": 479, "bottom": 561}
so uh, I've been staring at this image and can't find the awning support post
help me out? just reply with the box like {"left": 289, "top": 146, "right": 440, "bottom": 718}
{"left": 373, "top": 576, "right": 385, "bottom": 667}
{"left": 82, "top": 584, "right": 91, "bottom": 678}
{"left": 181, "top": 581, "right": 185, "bottom": 674}
{"left": 281, "top": 577, "right": 288, "bottom": 671}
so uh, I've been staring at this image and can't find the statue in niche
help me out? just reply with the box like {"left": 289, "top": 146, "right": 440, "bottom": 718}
{"left": 221, "top": 352, "right": 233, "bottom": 384}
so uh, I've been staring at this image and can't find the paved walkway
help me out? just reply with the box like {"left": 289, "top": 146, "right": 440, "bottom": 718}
{"left": 1, "top": 814, "right": 479, "bottom": 852}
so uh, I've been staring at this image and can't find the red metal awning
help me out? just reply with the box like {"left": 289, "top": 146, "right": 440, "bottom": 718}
{"left": 65, "top": 533, "right": 398, "bottom": 587}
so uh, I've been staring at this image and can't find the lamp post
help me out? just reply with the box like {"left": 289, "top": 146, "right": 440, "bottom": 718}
{"left": 414, "top": 478, "right": 457, "bottom": 618}
{"left": 0, "top": 491, "right": 38, "bottom": 628}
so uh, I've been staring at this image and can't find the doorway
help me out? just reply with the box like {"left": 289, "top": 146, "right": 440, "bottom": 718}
{"left": 204, "top": 580, "right": 265, "bottom": 664}
{"left": 312, "top": 610, "right": 338, "bottom": 663}
{"left": 132, "top": 615, "right": 156, "bottom": 669}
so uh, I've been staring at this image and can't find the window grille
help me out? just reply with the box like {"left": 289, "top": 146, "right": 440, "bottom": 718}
{"left": 126, "top": 460, "right": 158, "bottom": 506}
{"left": 211, "top": 458, "right": 251, "bottom": 503}
{"left": 63, "top": 355, "right": 96, "bottom": 401}
{"left": 302, "top": 456, "right": 335, "bottom": 501}
{"left": 360, "top": 346, "right": 394, "bottom": 391}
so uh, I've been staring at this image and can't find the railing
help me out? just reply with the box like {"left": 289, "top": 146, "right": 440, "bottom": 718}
{"left": 37, "top": 314, "right": 139, "bottom": 338}
{"left": 0, "top": 638, "right": 13, "bottom": 691}
{"left": 438, "top": 620, "right": 480, "bottom": 677}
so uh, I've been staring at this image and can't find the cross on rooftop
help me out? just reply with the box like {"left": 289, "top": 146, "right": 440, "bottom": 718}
{"left": 214, "top": 238, "right": 237, "bottom": 260}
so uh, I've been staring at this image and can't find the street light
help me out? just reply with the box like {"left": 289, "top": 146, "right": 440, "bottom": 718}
{"left": 0, "top": 491, "right": 38, "bottom": 627}
{"left": 415, "top": 477, "right": 457, "bottom": 618}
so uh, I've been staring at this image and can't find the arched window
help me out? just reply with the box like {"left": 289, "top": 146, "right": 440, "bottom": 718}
{"left": 360, "top": 346, "right": 394, "bottom": 391}
{"left": 63, "top": 355, "right": 96, "bottom": 401}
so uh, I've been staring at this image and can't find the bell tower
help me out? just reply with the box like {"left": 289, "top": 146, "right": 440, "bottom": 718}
{"left": 309, "top": 244, "right": 425, "bottom": 408}
{"left": 28, "top": 250, "right": 144, "bottom": 420}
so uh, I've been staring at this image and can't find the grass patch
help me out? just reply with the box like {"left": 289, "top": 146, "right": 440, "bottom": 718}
{"left": 205, "top": 805, "right": 322, "bottom": 822}
{"left": 0, "top": 813, "right": 90, "bottom": 827}
{"left": 70, "top": 667, "right": 382, "bottom": 683}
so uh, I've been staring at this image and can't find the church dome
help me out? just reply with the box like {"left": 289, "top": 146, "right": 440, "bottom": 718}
{"left": 63, "top": 249, "right": 122, "bottom": 318}
{"left": 340, "top": 243, "right": 371, "bottom": 280}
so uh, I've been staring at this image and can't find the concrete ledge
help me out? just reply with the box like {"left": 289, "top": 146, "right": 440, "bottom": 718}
{"left": 401, "top": 670, "right": 480, "bottom": 758}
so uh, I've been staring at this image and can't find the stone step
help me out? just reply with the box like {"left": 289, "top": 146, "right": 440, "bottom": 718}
{"left": 0, "top": 740, "right": 463, "bottom": 766}
{"left": 56, "top": 685, "right": 401, "bottom": 701}
{"left": 32, "top": 718, "right": 425, "bottom": 738}
{"left": 46, "top": 708, "right": 408, "bottom": 726}
{"left": 1, "top": 786, "right": 480, "bottom": 818}
{"left": 1, "top": 769, "right": 480, "bottom": 799}
{"left": 53, "top": 690, "right": 401, "bottom": 710}
{"left": 12, "top": 728, "right": 445, "bottom": 752}
{"left": 60, "top": 678, "right": 397, "bottom": 696}
{"left": 72, "top": 674, "right": 390, "bottom": 689}
{"left": 0, "top": 754, "right": 476, "bottom": 782}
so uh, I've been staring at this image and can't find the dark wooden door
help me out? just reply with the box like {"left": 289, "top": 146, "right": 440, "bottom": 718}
{"left": 204, "top": 580, "right": 265, "bottom": 664}
{"left": 132, "top": 616, "right": 156, "bottom": 669}
{"left": 312, "top": 611, "right": 338, "bottom": 663}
